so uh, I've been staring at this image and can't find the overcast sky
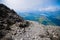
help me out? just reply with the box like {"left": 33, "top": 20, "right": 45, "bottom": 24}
{"left": 0, "top": 0, "right": 60, "bottom": 11}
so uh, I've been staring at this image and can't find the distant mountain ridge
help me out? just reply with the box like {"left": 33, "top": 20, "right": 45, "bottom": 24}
{"left": 17, "top": 9, "right": 60, "bottom": 26}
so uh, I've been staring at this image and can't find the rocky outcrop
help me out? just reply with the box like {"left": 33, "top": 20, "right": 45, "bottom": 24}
{"left": 1, "top": 21, "right": 60, "bottom": 40}
{"left": 0, "top": 4, "right": 29, "bottom": 40}
{"left": 0, "top": 4, "right": 24, "bottom": 30}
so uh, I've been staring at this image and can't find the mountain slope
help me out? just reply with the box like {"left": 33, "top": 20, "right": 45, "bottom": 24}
{"left": 0, "top": 4, "right": 60, "bottom": 40}
{"left": 1, "top": 21, "right": 60, "bottom": 40}
{"left": 0, "top": 4, "right": 29, "bottom": 40}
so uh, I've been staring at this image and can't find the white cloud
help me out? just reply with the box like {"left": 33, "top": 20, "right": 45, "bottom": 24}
{"left": 1, "top": 0, "right": 60, "bottom": 12}
{"left": 39, "top": 6, "right": 60, "bottom": 11}
{"left": 2, "top": 0, "right": 52, "bottom": 11}
{"left": 3, "top": 0, "right": 42, "bottom": 11}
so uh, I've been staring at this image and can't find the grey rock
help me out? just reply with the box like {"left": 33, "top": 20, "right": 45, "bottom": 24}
{"left": 0, "top": 4, "right": 28, "bottom": 40}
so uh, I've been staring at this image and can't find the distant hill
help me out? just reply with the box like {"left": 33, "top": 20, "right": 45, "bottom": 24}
{"left": 17, "top": 10, "right": 60, "bottom": 26}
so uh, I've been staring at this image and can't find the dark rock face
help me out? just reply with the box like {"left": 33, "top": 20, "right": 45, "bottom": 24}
{"left": 0, "top": 4, "right": 24, "bottom": 30}
{"left": 0, "top": 4, "right": 24, "bottom": 40}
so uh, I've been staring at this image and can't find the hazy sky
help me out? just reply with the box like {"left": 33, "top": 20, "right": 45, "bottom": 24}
{"left": 0, "top": 0, "right": 60, "bottom": 11}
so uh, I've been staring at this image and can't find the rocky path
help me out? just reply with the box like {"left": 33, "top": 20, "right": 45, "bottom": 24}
{"left": 1, "top": 21, "right": 60, "bottom": 40}
{"left": 5, "top": 21, "right": 59, "bottom": 40}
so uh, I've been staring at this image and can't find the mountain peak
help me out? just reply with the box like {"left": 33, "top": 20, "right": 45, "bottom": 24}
{"left": 0, "top": 4, "right": 10, "bottom": 10}
{"left": 0, "top": 4, "right": 24, "bottom": 30}
{"left": 0, "top": 4, "right": 5, "bottom": 7}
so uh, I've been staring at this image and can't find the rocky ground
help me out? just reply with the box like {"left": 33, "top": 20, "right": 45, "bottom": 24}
{"left": 1, "top": 21, "right": 60, "bottom": 40}
{"left": 0, "top": 4, "right": 60, "bottom": 40}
